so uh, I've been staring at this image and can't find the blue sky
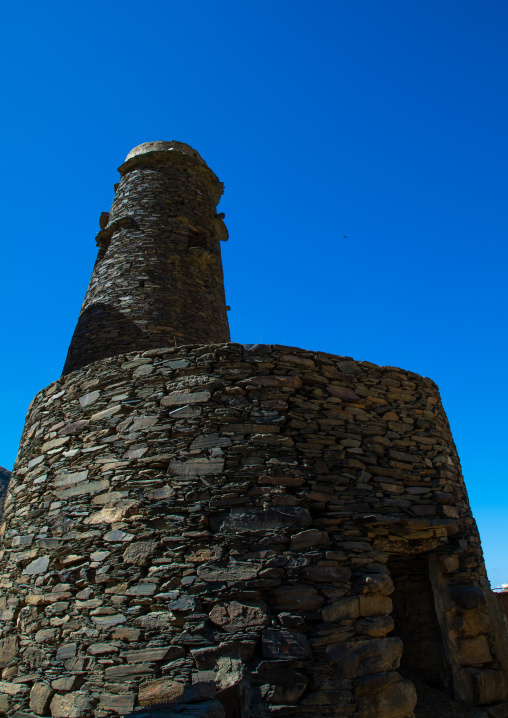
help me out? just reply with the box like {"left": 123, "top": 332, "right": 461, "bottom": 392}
{"left": 1, "top": 0, "right": 507, "bottom": 584}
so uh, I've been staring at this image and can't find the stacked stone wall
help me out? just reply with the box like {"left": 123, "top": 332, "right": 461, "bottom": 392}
{"left": 63, "top": 143, "right": 230, "bottom": 376}
{"left": 0, "top": 468, "right": 10, "bottom": 520}
{"left": 1, "top": 343, "right": 507, "bottom": 718}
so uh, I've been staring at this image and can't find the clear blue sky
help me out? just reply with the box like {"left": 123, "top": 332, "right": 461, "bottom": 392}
{"left": 1, "top": 1, "right": 507, "bottom": 584}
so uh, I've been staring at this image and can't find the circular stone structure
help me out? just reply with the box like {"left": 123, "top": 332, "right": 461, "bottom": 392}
{"left": 62, "top": 141, "right": 229, "bottom": 376}
{"left": 1, "top": 344, "right": 508, "bottom": 718}
{"left": 124, "top": 141, "right": 208, "bottom": 164}
{"left": 1, "top": 143, "right": 508, "bottom": 718}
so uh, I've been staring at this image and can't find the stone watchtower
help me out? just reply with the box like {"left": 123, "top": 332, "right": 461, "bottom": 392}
{"left": 2, "top": 142, "right": 508, "bottom": 718}
{"left": 63, "top": 141, "right": 230, "bottom": 375}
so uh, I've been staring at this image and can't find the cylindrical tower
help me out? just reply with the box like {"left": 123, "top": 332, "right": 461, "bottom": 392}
{"left": 3, "top": 140, "right": 508, "bottom": 718}
{"left": 62, "top": 141, "right": 230, "bottom": 376}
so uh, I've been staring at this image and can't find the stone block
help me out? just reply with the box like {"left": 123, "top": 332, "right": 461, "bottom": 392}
{"left": 192, "top": 641, "right": 257, "bottom": 670}
{"left": 30, "top": 682, "right": 54, "bottom": 715}
{"left": 469, "top": 669, "right": 508, "bottom": 704}
{"left": 300, "top": 565, "right": 352, "bottom": 582}
{"left": 452, "top": 609, "right": 490, "bottom": 637}
{"left": 290, "top": 529, "right": 329, "bottom": 551}
{"left": 269, "top": 584, "right": 324, "bottom": 611}
{"left": 91, "top": 613, "right": 126, "bottom": 628}
{"left": 356, "top": 677, "right": 417, "bottom": 718}
{"left": 105, "top": 663, "right": 154, "bottom": 678}
{"left": 125, "top": 582, "right": 157, "bottom": 596}
{"left": 438, "top": 554, "right": 460, "bottom": 573}
{"left": 51, "top": 675, "right": 81, "bottom": 691}
{"left": 459, "top": 636, "right": 492, "bottom": 666}
{"left": 262, "top": 629, "right": 312, "bottom": 659}
{"left": 0, "top": 636, "right": 19, "bottom": 667}
{"left": 88, "top": 642, "right": 119, "bottom": 656}
{"left": 162, "top": 391, "right": 211, "bottom": 407}
{"left": 122, "top": 646, "right": 183, "bottom": 663}
{"left": 197, "top": 562, "right": 259, "bottom": 583}
{"left": 354, "top": 615, "right": 395, "bottom": 637}
{"left": 23, "top": 555, "right": 49, "bottom": 575}
{"left": 98, "top": 693, "right": 136, "bottom": 714}
{"left": 327, "top": 386, "right": 360, "bottom": 401}
{"left": 85, "top": 500, "right": 140, "bottom": 525}
{"left": 55, "top": 642, "right": 77, "bottom": 661}
{"left": 123, "top": 541, "right": 157, "bottom": 566}
{"left": 451, "top": 586, "right": 487, "bottom": 610}
{"left": 133, "top": 612, "right": 173, "bottom": 630}
{"left": 355, "top": 671, "right": 402, "bottom": 696}
{"left": 0, "top": 681, "right": 29, "bottom": 696}
{"left": 326, "top": 637, "right": 403, "bottom": 678}
{"left": 220, "top": 506, "right": 311, "bottom": 532}
{"left": 138, "top": 678, "right": 184, "bottom": 706}
{"left": 49, "top": 691, "right": 94, "bottom": 718}
{"left": 322, "top": 596, "right": 360, "bottom": 622}
{"left": 208, "top": 601, "right": 268, "bottom": 631}
{"left": 267, "top": 682, "right": 307, "bottom": 704}
{"left": 358, "top": 595, "right": 392, "bottom": 617}
{"left": 112, "top": 627, "right": 142, "bottom": 642}
{"left": 169, "top": 457, "right": 224, "bottom": 477}
{"left": 355, "top": 572, "right": 394, "bottom": 595}
{"left": 53, "top": 470, "right": 89, "bottom": 489}
{"left": 182, "top": 681, "right": 216, "bottom": 703}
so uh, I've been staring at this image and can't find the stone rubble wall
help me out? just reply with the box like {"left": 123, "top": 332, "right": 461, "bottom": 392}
{"left": 0, "top": 343, "right": 506, "bottom": 718}
{"left": 62, "top": 146, "right": 230, "bottom": 376}
{"left": 0, "top": 468, "right": 10, "bottom": 521}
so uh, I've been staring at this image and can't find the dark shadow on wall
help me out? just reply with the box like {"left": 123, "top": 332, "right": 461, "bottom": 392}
{"left": 388, "top": 554, "right": 452, "bottom": 690}
{"left": 0, "top": 466, "right": 11, "bottom": 519}
{"left": 62, "top": 303, "right": 148, "bottom": 376}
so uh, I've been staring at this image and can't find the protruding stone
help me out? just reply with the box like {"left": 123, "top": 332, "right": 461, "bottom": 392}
{"left": 356, "top": 677, "right": 417, "bottom": 718}
{"left": 208, "top": 601, "right": 268, "bottom": 631}
{"left": 30, "top": 683, "right": 54, "bottom": 715}
{"left": 123, "top": 541, "right": 157, "bottom": 566}
{"left": 326, "top": 637, "right": 403, "bottom": 678}
{"left": 49, "top": 691, "right": 94, "bottom": 718}
{"left": 138, "top": 678, "right": 185, "bottom": 706}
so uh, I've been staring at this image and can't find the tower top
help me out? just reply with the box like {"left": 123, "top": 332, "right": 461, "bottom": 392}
{"left": 125, "top": 140, "right": 208, "bottom": 166}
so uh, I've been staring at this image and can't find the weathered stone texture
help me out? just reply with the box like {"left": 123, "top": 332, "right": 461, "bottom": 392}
{"left": 0, "top": 466, "right": 10, "bottom": 519}
{"left": 1, "top": 342, "right": 507, "bottom": 717}
{"left": 2, "top": 141, "right": 507, "bottom": 718}
{"left": 62, "top": 141, "right": 230, "bottom": 375}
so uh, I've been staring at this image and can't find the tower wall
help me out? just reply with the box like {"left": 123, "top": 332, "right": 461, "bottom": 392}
{"left": 3, "top": 142, "right": 508, "bottom": 718}
{"left": 62, "top": 142, "right": 230, "bottom": 376}
{"left": 1, "top": 343, "right": 507, "bottom": 718}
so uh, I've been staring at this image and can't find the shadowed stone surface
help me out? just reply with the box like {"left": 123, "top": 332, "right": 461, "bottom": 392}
{"left": 1, "top": 142, "right": 508, "bottom": 718}
{"left": 0, "top": 466, "right": 10, "bottom": 519}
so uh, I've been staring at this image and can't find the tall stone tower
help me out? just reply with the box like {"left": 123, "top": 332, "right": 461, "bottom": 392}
{"left": 63, "top": 141, "right": 230, "bottom": 375}
{"left": 1, "top": 142, "right": 508, "bottom": 718}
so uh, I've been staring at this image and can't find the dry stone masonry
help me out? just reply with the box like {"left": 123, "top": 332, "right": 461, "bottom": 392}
{"left": 1, "top": 142, "right": 508, "bottom": 718}
{"left": 63, "top": 141, "right": 230, "bottom": 375}
{"left": 0, "top": 468, "right": 10, "bottom": 520}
